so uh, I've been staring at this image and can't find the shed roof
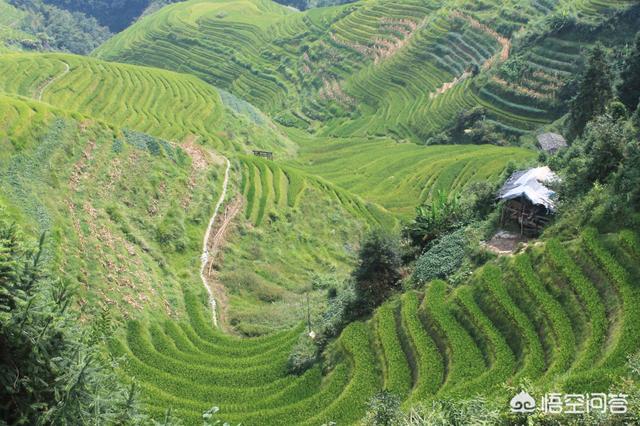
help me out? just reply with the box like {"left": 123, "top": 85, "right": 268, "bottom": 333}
{"left": 537, "top": 132, "right": 567, "bottom": 152}
{"left": 498, "top": 166, "right": 559, "bottom": 211}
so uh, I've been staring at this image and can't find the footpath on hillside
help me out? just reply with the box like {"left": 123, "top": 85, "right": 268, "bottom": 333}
{"left": 36, "top": 62, "right": 70, "bottom": 101}
{"left": 199, "top": 153, "right": 242, "bottom": 329}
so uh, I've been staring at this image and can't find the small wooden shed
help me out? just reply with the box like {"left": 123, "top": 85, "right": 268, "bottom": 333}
{"left": 498, "top": 166, "right": 559, "bottom": 236}
{"left": 537, "top": 133, "right": 567, "bottom": 154}
{"left": 252, "top": 150, "right": 273, "bottom": 160}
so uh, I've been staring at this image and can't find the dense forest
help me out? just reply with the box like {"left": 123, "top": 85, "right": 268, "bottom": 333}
{"left": 39, "top": 0, "right": 179, "bottom": 32}
{"left": 9, "top": 0, "right": 111, "bottom": 53}
{"left": 274, "top": 0, "right": 354, "bottom": 10}
{"left": 38, "top": 0, "right": 354, "bottom": 31}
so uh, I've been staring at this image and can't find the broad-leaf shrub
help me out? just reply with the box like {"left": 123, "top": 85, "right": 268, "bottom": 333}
{"left": 414, "top": 229, "right": 467, "bottom": 284}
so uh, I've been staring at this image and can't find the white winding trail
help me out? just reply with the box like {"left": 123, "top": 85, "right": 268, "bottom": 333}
{"left": 200, "top": 155, "right": 231, "bottom": 327}
{"left": 37, "top": 62, "right": 70, "bottom": 101}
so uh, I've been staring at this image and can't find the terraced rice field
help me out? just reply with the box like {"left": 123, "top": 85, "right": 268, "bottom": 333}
{"left": 0, "top": 53, "right": 291, "bottom": 158}
{"left": 0, "top": 50, "right": 540, "bottom": 335}
{"left": 117, "top": 229, "right": 640, "bottom": 424}
{"left": 324, "top": 6, "right": 506, "bottom": 139}
{"left": 471, "top": 35, "right": 585, "bottom": 134}
{"left": 0, "top": 93, "right": 226, "bottom": 320}
{"left": 289, "top": 133, "right": 537, "bottom": 217}
{"left": 94, "top": 0, "right": 304, "bottom": 111}
{"left": 217, "top": 135, "right": 532, "bottom": 333}
{"left": 0, "top": 53, "right": 232, "bottom": 145}
{"left": 240, "top": 155, "right": 394, "bottom": 227}
{"left": 218, "top": 155, "right": 398, "bottom": 334}
{"left": 94, "top": 0, "right": 636, "bottom": 141}
{"left": 470, "top": 0, "right": 637, "bottom": 134}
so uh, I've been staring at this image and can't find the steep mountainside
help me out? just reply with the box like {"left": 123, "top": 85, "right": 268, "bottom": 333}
{"left": 109, "top": 229, "right": 640, "bottom": 424}
{"left": 0, "top": 94, "right": 226, "bottom": 319}
{"left": 0, "top": 50, "right": 531, "bottom": 332}
{"left": 94, "top": 0, "right": 637, "bottom": 140}
{"left": 2, "top": 0, "right": 640, "bottom": 424}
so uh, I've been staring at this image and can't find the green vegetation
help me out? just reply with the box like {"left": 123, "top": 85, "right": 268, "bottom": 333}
{"left": 2, "top": 0, "right": 640, "bottom": 424}
{"left": 39, "top": 0, "right": 175, "bottom": 32}
{"left": 0, "top": 93, "right": 225, "bottom": 320}
{"left": 414, "top": 229, "right": 467, "bottom": 285}
{"left": 0, "top": 49, "right": 530, "bottom": 336}
{"left": 219, "top": 157, "right": 395, "bottom": 334}
{"left": 289, "top": 133, "right": 535, "bottom": 217}
{"left": 94, "top": 0, "right": 637, "bottom": 140}
{"left": 0, "top": 52, "right": 299, "bottom": 155}
{"left": 569, "top": 43, "right": 612, "bottom": 137}
{"left": 0, "top": 216, "right": 142, "bottom": 424}
{"left": 7, "top": 0, "right": 111, "bottom": 54}
{"left": 375, "top": 301, "right": 411, "bottom": 398}
{"left": 0, "top": 0, "right": 39, "bottom": 51}
{"left": 97, "top": 226, "right": 640, "bottom": 423}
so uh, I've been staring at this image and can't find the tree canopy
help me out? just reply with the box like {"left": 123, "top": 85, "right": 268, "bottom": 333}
{"left": 0, "top": 217, "right": 140, "bottom": 424}
{"left": 619, "top": 32, "right": 640, "bottom": 112}
{"left": 352, "top": 230, "right": 402, "bottom": 314}
{"left": 570, "top": 43, "right": 613, "bottom": 137}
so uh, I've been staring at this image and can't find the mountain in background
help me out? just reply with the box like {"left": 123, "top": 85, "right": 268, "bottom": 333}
{"left": 1, "top": 0, "right": 640, "bottom": 424}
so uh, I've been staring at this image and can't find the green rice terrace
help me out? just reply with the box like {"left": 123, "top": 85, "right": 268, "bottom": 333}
{"left": 1, "top": 0, "right": 640, "bottom": 424}
{"left": 109, "top": 229, "right": 640, "bottom": 424}
{"left": 94, "top": 0, "right": 636, "bottom": 139}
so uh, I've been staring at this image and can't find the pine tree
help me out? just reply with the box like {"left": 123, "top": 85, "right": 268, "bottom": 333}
{"left": 619, "top": 32, "right": 640, "bottom": 112}
{"left": 570, "top": 43, "right": 613, "bottom": 137}
{"left": 0, "top": 217, "right": 142, "bottom": 425}
{"left": 353, "top": 230, "right": 401, "bottom": 313}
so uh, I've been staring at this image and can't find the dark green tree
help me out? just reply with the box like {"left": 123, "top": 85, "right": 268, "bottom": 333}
{"left": 0, "top": 217, "right": 141, "bottom": 424}
{"left": 352, "top": 230, "right": 401, "bottom": 314}
{"left": 570, "top": 43, "right": 613, "bottom": 137}
{"left": 614, "top": 137, "right": 640, "bottom": 210}
{"left": 39, "top": 0, "right": 151, "bottom": 32}
{"left": 619, "top": 32, "right": 640, "bottom": 112}
{"left": 11, "top": 0, "right": 111, "bottom": 54}
{"left": 561, "top": 114, "right": 632, "bottom": 197}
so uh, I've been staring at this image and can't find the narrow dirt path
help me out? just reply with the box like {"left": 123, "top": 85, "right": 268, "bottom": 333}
{"left": 204, "top": 197, "right": 243, "bottom": 329}
{"left": 200, "top": 155, "right": 231, "bottom": 327}
{"left": 36, "top": 62, "right": 70, "bottom": 101}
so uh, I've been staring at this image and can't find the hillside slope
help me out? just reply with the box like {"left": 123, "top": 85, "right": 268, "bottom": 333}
{"left": 287, "top": 130, "right": 536, "bottom": 216}
{"left": 94, "top": 0, "right": 637, "bottom": 140}
{"left": 0, "top": 50, "right": 536, "bottom": 333}
{"left": 2, "top": 0, "right": 640, "bottom": 423}
{"left": 0, "top": 93, "right": 226, "bottom": 319}
{"left": 0, "top": 51, "right": 392, "bottom": 333}
{"left": 111, "top": 228, "right": 640, "bottom": 424}
{"left": 218, "top": 154, "right": 401, "bottom": 334}
{"left": 0, "top": 52, "right": 296, "bottom": 155}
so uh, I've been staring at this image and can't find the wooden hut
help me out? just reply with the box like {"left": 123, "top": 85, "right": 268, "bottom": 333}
{"left": 252, "top": 150, "right": 273, "bottom": 160}
{"left": 498, "top": 166, "right": 559, "bottom": 236}
{"left": 537, "top": 133, "right": 567, "bottom": 154}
